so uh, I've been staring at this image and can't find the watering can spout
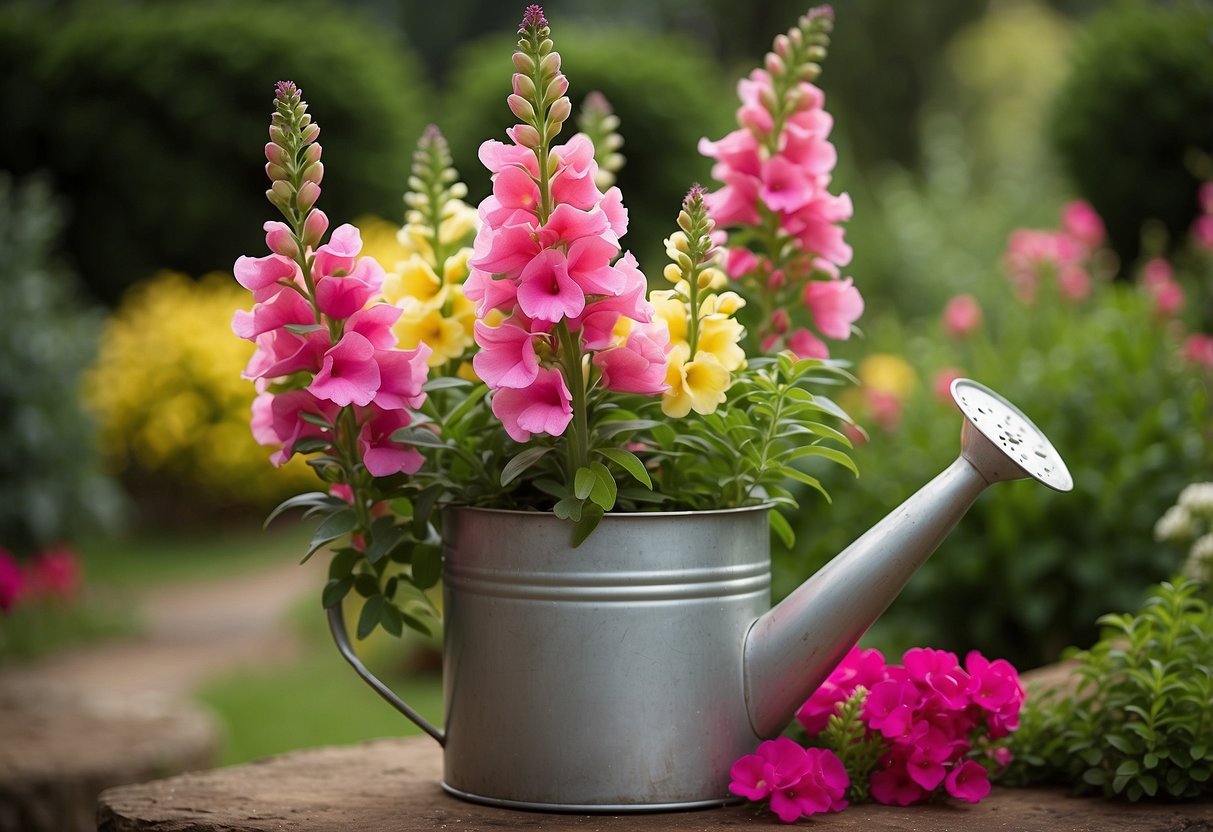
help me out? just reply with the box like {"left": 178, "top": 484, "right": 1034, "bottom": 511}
{"left": 742, "top": 379, "right": 1072, "bottom": 739}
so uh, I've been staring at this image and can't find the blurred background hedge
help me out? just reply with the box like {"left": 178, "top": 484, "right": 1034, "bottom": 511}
{"left": 0, "top": 0, "right": 431, "bottom": 304}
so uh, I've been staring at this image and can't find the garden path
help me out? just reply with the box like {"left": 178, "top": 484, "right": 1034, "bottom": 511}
{"left": 0, "top": 555, "right": 322, "bottom": 700}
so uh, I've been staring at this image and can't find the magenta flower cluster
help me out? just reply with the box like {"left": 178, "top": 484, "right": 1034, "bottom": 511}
{"left": 797, "top": 646, "right": 1022, "bottom": 807}
{"left": 729, "top": 736, "right": 848, "bottom": 823}
{"left": 464, "top": 45, "right": 667, "bottom": 442}
{"left": 1002, "top": 199, "right": 1105, "bottom": 303}
{"left": 0, "top": 546, "right": 82, "bottom": 612}
{"left": 233, "top": 93, "right": 431, "bottom": 477}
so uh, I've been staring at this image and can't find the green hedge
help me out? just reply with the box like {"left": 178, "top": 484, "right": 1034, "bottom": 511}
{"left": 1050, "top": 2, "right": 1213, "bottom": 268}
{"left": 0, "top": 1, "right": 431, "bottom": 304}
{"left": 440, "top": 27, "right": 735, "bottom": 277}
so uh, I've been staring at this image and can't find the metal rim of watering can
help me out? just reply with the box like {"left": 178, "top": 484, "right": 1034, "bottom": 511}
{"left": 950, "top": 378, "right": 1074, "bottom": 493}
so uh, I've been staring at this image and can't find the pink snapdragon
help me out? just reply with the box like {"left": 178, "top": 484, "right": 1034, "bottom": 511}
{"left": 0, "top": 548, "right": 24, "bottom": 612}
{"left": 729, "top": 737, "right": 848, "bottom": 823}
{"left": 1141, "top": 258, "right": 1184, "bottom": 317}
{"left": 699, "top": 7, "right": 858, "bottom": 357}
{"left": 26, "top": 546, "right": 82, "bottom": 600}
{"left": 234, "top": 81, "right": 431, "bottom": 478}
{"left": 942, "top": 294, "right": 982, "bottom": 338}
{"left": 468, "top": 9, "right": 666, "bottom": 451}
{"left": 1184, "top": 334, "right": 1213, "bottom": 369}
{"left": 781, "top": 645, "right": 1019, "bottom": 809}
{"left": 1003, "top": 201, "right": 1111, "bottom": 303}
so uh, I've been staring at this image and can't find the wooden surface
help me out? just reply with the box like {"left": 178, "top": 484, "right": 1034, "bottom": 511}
{"left": 97, "top": 735, "right": 1212, "bottom": 832}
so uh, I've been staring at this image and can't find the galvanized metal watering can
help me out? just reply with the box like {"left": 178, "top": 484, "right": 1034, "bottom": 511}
{"left": 328, "top": 379, "right": 1071, "bottom": 812}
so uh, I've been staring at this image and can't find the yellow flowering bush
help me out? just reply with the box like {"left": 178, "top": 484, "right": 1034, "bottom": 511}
{"left": 85, "top": 271, "right": 315, "bottom": 507}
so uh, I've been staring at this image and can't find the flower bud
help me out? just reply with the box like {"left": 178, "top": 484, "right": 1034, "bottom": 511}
{"left": 544, "top": 75, "right": 569, "bottom": 101}
{"left": 663, "top": 263, "right": 683, "bottom": 284}
{"left": 265, "top": 162, "right": 289, "bottom": 182}
{"left": 513, "top": 124, "right": 542, "bottom": 148}
{"left": 265, "top": 142, "right": 289, "bottom": 166}
{"left": 303, "top": 143, "right": 323, "bottom": 165}
{"left": 303, "top": 208, "right": 330, "bottom": 248}
{"left": 264, "top": 221, "right": 299, "bottom": 258}
{"left": 508, "top": 94, "right": 536, "bottom": 122}
{"left": 512, "top": 51, "right": 536, "bottom": 73}
{"left": 297, "top": 180, "right": 321, "bottom": 212}
{"left": 774, "top": 34, "right": 790, "bottom": 57}
{"left": 513, "top": 73, "right": 536, "bottom": 98}
{"left": 764, "top": 52, "right": 786, "bottom": 77}
{"left": 302, "top": 162, "right": 324, "bottom": 185}
{"left": 540, "top": 52, "right": 561, "bottom": 77}
{"left": 301, "top": 123, "right": 320, "bottom": 144}
{"left": 269, "top": 125, "right": 287, "bottom": 145}
{"left": 269, "top": 179, "right": 293, "bottom": 208}
{"left": 548, "top": 96, "right": 571, "bottom": 125}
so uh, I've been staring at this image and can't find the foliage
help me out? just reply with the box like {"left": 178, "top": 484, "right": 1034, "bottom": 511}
{"left": 0, "top": 0, "right": 430, "bottom": 304}
{"left": 84, "top": 272, "right": 317, "bottom": 514}
{"left": 440, "top": 25, "right": 735, "bottom": 276}
{"left": 1049, "top": 2, "right": 1213, "bottom": 268}
{"left": 1008, "top": 579, "right": 1213, "bottom": 801}
{"left": 784, "top": 277, "right": 1213, "bottom": 669}
{"left": 0, "top": 175, "right": 122, "bottom": 557}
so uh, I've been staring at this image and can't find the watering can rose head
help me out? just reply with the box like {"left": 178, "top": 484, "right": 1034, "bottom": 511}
{"left": 232, "top": 5, "right": 866, "bottom": 639}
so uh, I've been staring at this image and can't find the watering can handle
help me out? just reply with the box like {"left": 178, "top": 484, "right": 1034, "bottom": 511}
{"left": 326, "top": 606, "right": 446, "bottom": 746}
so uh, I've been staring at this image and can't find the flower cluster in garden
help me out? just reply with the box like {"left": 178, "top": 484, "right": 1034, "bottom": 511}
{"left": 379, "top": 125, "right": 480, "bottom": 373}
{"left": 0, "top": 546, "right": 81, "bottom": 613}
{"left": 233, "top": 82, "right": 431, "bottom": 479}
{"left": 649, "top": 186, "right": 747, "bottom": 417}
{"left": 700, "top": 6, "right": 862, "bottom": 361}
{"left": 1155, "top": 482, "right": 1213, "bottom": 588}
{"left": 1002, "top": 199, "right": 1108, "bottom": 303}
{"left": 729, "top": 736, "right": 848, "bottom": 823}
{"left": 465, "top": 7, "right": 668, "bottom": 443}
{"left": 797, "top": 646, "right": 1017, "bottom": 810}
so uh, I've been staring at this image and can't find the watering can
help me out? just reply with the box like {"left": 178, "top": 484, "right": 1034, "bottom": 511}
{"left": 328, "top": 378, "right": 1071, "bottom": 811}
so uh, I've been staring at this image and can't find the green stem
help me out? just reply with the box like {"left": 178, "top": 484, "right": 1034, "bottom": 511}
{"left": 556, "top": 322, "right": 589, "bottom": 480}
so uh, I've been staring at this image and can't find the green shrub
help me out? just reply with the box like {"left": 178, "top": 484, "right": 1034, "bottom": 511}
{"left": 1008, "top": 578, "right": 1213, "bottom": 801}
{"left": 0, "top": 175, "right": 123, "bottom": 556}
{"left": 1050, "top": 2, "right": 1213, "bottom": 267}
{"left": 0, "top": 0, "right": 431, "bottom": 304}
{"left": 440, "top": 26, "right": 735, "bottom": 277}
{"left": 779, "top": 277, "right": 1213, "bottom": 669}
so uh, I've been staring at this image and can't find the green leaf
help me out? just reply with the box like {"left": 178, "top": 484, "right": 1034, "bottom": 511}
{"left": 588, "top": 462, "right": 617, "bottom": 511}
{"left": 768, "top": 509, "right": 795, "bottom": 549}
{"left": 402, "top": 611, "right": 431, "bottom": 636}
{"left": 301, "top": 508, "right": 357, "bottom": 563}
{"left": 411, "top": 484, "right": 443, "bottom": 538}
{"left": 782, "top": 444, "right": 859, "bottom": 476}
{"left": 501, "top": 446, "right": 554, "bottom": 486}
{"left": 422, "top": 376, "right": 473, "bottom": 391}
{"left": 357, "top": 594, "right": 385, "bottom": 639}
{"left": 327, "top": 548, "right": 359, "bottom": 580}
{"left": 283, "top": 323, "right": 327, "bottom": 336}
{"left": 571, "top": 503, "right": 605, "bottom": 547}
{"left": 380, "top": 602, "right": 404, "bottom": 637}
{"left": 354, "top": 573, "right": 379, "bottom": 598}
{"left": 596, "top": 447, "right": 652, "bottom": 489}
{"left": 264, "top": 491, "right": 335, "bottom": 528}
{"left": 553, "top": 497, "right": 583, "bottom": 521}
{"left": 574, "top": 466, "right": 596, "bottom": 500}
{"left": 290, "top": 437, "right": 331, "bottom": 455}
{"left": 365, "top": 518, "right": 405, "bottom": 566}
{"left": 321, "top": 577, "right": 353, "bottom": 608}
{"left": 444, "top": 383, "right": 488, "bottom": 425}
{"left": 390, "top": 426, "right": 450, "bottom": 450}
{"left": 412, "top": 544, "right": 442, "bottom": 590}
{"left": 533, "top": 478, "right": 567, "bottom": 499}
{"left": 596, "top": 418, "right": 664, "bottom": 439}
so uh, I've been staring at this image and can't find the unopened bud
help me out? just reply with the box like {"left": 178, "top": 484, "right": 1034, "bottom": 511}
{"left": 806, "top": 45, "right": 826, "bottom": 62}
{"left": 544, "top": 75, "right": 569, "bottom": 101}
{"left": 264, "top": 220, "right": 299, "bottom": 258}
{"left": 540, "top": 52, "right": 561, "bottom": 77}
{"left": 512, "top": 52, "right": 536, "bottom": 73}
{"left": 303, "top": 143, "right": 322, "bottom": 165}
{"left": 513, "top": 124, "right": 541, "bottom": 148}
{"left": 513, "top": 73, "right": 536, "bottom": 98}
{"left": 302, "top": 162, "right": 324, "bottom": 185}
{"left": 301, "top": 123, "right": 320, "bottom": 144}
{"left": 774, "top": 34, "right": 791, "bottom": 58}
{"left": 297, "top": 180, "right": 321, "bottom": 212}
{"left": 764, "top": 52, "right": 786, "bottom": 77}
{"left": 265, "top": 162, "right": 289, "bottom": 181}
{"left": 798, "top": 63, "right": 821, "bottom": 81}
{"left": 759, "top": 88, "right": 778, "bottom": 111}
{"left": 789, "top": 28, "right": 804, "bottom": 47}
{"left": 677, "top": 210, "right": 694, "bottom": 234}
{"left": 662, "top": 263, "right": 683, "bottom": 284}
{"left": 676, "top": 252, "right": 694, "bottom": 271}
{"left": 268, "top": 125, "right": 287, "bottom": 145}
{"left": 699, "top": 267, "right": 725, "bottom": 289}
{"left": 268, "top": 179, "right": 293, "bottom": 209}
{"left": 265, "top": 142, "right": 289, "bottom": 165}
{"left": 548, "top": 96, "right": 571, "bottom": 124}
{"left": 508, "top": 94, "right": 537, "bottom": 122}
{"left": 303, "top": 208, "right": 330, "bottom": 248}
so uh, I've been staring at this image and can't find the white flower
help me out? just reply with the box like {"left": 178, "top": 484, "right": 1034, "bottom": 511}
{"left": 1184, "top": 533, "right": 1213, "bottom": 582}
{"left": 1155, "top": 505, "right": 1194, "bottom": 543}
{"left": 1178, "top": 483, "right": 1213, "bottom": 518}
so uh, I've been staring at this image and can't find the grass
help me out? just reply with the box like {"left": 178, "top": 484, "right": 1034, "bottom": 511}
{"left": 79, "top": 523, "right": 312, "bottom": 589}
